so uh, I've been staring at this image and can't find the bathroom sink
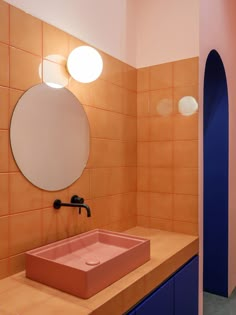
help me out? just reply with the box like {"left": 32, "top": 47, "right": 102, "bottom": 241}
{"left": 25, "top": 229, "right": 150, "bottom": 298}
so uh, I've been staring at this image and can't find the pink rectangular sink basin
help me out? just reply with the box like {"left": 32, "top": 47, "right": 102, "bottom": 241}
{"left": 25, "top": 229, "right": 150, "bottom": 298}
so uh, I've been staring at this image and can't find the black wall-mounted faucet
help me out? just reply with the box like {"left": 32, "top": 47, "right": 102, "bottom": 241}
{"left": 53, "top": 195, "right": 91, "bottom": 217}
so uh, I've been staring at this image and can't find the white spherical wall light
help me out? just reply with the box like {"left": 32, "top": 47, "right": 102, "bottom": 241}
{"left": 67, "top": 46, "right": 103, "bottom": 83}
{"left": 178, "top": 96, "right": 198, "bottom": 116}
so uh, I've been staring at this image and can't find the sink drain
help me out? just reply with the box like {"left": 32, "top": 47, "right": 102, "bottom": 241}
{"left": 85, "top": 259, "right": 100, "bottom": 266}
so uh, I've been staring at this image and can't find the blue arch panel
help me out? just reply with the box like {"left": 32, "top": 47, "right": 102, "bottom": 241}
{"left": 203, "top": 50, "right": 229, "bottom": 297}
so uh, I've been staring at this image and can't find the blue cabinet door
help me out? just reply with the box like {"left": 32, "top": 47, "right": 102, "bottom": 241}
{"left": 174, "top": 256, "right": 199, "bottom": 315}
{"left": 135, "top": 278, "right": 174, "bottom": 315}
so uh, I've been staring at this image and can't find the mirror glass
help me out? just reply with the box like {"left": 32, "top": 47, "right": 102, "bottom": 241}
{"left": 10, "top": 83, "right": 90, "bottom": 191}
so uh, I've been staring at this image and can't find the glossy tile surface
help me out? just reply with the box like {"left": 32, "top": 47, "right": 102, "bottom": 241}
{"left": 137, "top": 58, "right": 198, "bottom": 236}
{"left": 0, "top": 1, "right": 137, "bottom": 281}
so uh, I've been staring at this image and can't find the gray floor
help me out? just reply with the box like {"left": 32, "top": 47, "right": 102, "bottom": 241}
{"left": 204, "top": 290, "right": 236, "bottom": 315}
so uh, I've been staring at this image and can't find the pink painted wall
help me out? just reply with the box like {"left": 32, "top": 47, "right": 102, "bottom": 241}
{"left": 199, "top": 1, "right": 236, "bottom": 312}
{"left": 4, "top": 0, "right": 199, "bottom": 68}
{"left": 135, "top": 0, "right": 199, "bottom": 68}
{"left": 4, "top": 0, "right": 136, "bottom": 66}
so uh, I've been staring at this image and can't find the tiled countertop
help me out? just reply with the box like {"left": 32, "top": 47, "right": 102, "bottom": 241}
{"left": 0, "top": 227, "right": 198, "bottom": 315}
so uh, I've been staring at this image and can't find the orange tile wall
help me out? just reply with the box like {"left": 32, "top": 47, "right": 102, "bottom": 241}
{"left": 0, "top": 1, "right": 199, "bottom": 281}
{"left": 137, "top": 58, "right": 199, "bottom": 235}
{"left": 0, "top": 2, "right": 137, "bottom": 280}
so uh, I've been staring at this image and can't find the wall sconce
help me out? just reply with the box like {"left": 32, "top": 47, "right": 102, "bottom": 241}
{"left": 67, "top": 46, "right": 103, "bottom": 83}
{"left": 178, "top": 96, "right": 198, "bottom": 116}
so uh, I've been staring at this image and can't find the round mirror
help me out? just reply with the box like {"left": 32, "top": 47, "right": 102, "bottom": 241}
{"left": 10, "top": 84, "right": 90, "bottom": 191}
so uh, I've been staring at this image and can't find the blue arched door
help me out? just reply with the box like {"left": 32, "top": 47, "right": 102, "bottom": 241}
{"left": 203, "top": 50, "right": 229, "bottom": 297}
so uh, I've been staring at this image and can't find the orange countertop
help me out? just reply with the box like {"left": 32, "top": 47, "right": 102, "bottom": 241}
{"left": 0, "top": 227, "right": 198, "bottom": 315}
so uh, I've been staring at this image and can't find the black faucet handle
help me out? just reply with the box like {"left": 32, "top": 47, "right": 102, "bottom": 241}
{"left": 71, "top": 195, "right": 84, "bottom": 204}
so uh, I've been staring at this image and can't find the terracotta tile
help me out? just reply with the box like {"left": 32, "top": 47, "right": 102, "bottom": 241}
{"left": 107, "top": 83, "right": 125, "bottom": 113}
{"left": 9, "top": 172, "right": 43, "bottom": 213}
{"left": 42, "top": 208, "right": 57, "bottom": 245}
{"left": 56, "top": 207, "right": 72, "bottom": 240}
{"left": 9, "top": 253, "right": 25, "bottom": 275}
{"left": 10, "top": 47, "right": 42, "bottom": 90}
{"left": 0, "top": 1, "right": 9, "bottom": 44}
{"left": 0, "top": 216, "right": 8, "bottom": 259}
{"left": 91, "top": 167, "right": 136, "bottom": 198}
{"left": 174, "top": 85, "right": 199, "bottom": 114}
{"left": 124, "top": 141, "right": 137, "bottom": 166}
{"left": 137, "top": 142, "right": 149, "bottom": 166}
{"left": 173, "top": 57, "right": 199, "bottom": 87}
{"left": 43, "top": 23, "right": 69, "bottom": 60}
{"left": 173, "top": 220, "right": 198, "bottom": 236}
{"left": 68, "top": 169, "right": 90, "bottom": 200}
{"left": 124, "top": 90, "right": 136, "bottom": 116}
{"left": 174, "top": 168, "right": 198, "bottom": 195}
{"left": 68, "top": 79, "right": 92, "bottom": 106}
{"left": 0, "top": 174, "right": 9, "bottom": 216}
{"left": 149, "top": 217, "right": 172, "bottom": 231}
{"left": 9, "top": 90, "right": 24, "bottom": 173}
{"left": 88, "top": 139, "right": 136, "bottom": 168}
{"left": 137, "top": 67, "right": 149, "bottom": 92}
{"left": 137, "top": 167, "right": 149, "bottom": 191}
{"left": 149, "top": 88, "right": 173, "bottom": 117}
{"left": 85, "top": 106, "right": 123, "bottom": 140}
{"left": 122, "top": 192, "right": 137, "bottom": 218}
{"left": 124, "top": 64, "right": 137, "bottom": 91}
{"left": 0, "top": 130, "right": 9, "bottom": 173}
{"left": 10, "top": 6, "right": 42, "bottom": 56}
{"left": 150, "top": 116, "right": 173, "bottom": 141}
{"left": 89, "top": 197, "right": 111, "bottom": 228}
{"left": 123, "top": 116, "right": 137, "bottom": 142}
{"left": 149, "top": 193, "right": 173, "bottom": 220}
{"left": 68, "top": 35, "right": 85, "bottom": 51}
{"left": 173, "top": 114, "right": 198, "bottom": 140}
{"left": 174, "top": 140, "right": 198, "bottom": 168}
{"left": 150, "top": 63, "right": 172, "bottom": 90}
{"left": 137, "top": 215, "right": 149, "bottom": 228}
{"left": 9, "top": 88, "right": 24, "bottom": 126}
{"left": 149, "top": 168, "right": 173, "bottom": 193}
{"left": 137, "top": 117, "right": 149, "bottom": 141}
{"left": 90, "top": 168, "right": 111, "bottom": 198}
{"left": 109, "top": 194, "right": 125, "bottom": 223}
{"left": 0, "top": 43, "right": 9, "bottom": 87}
{"left": 137, "top": 92, "right": 149, "bottom": 117}
{"left": 57, "top": 201, "right": 91, "bottom": 239}
{"left": 101, "top": 193, "right": 136, "bottom": 227}
{"left": 137, "top": 192, "right": 149, "bottom": 216}
{"left": 121, "top": 216, "right": 137, "bottom": 232}
{"left": 149, "top": 141, "right": 172, "bottom": 167}
{"left": 10, "top": 210, "right": 42, "bottom": 255}
{"left": 0, "top": 258, "right": 8, "bottom": 280}
{"left": 42, "top": 187, "right": 68, "bottom": 209}
{"left": 173, "top": 194, "right": 198, "bottom": 223}
{"left": 0, "top": 86, "right": 9, "bottom": 129}
{"left": 100, "top": 52, "right": 124, "bottom": 86}
{"left": 89, "top": 79, "right": 109, "bottom": 109}
{"left": 0, "top": 130, "right": 9, "bottom": 172}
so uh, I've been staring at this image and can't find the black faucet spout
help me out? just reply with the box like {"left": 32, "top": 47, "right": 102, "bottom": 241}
{"left": 78, "top": 203, "right": 91, "bottom": 217}
{"left": 53, "top": 195, "right": 91, "bottom": 218}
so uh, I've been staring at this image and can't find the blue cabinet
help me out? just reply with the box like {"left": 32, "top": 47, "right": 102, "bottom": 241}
{"left": 135, "top": 279, "right": 174, "bottom": 315}
{"left": 175, "top": 256, "right": 198, "bottom": 315}
{"left": 126, "top": 256, "right": 198, "bottom": 315}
